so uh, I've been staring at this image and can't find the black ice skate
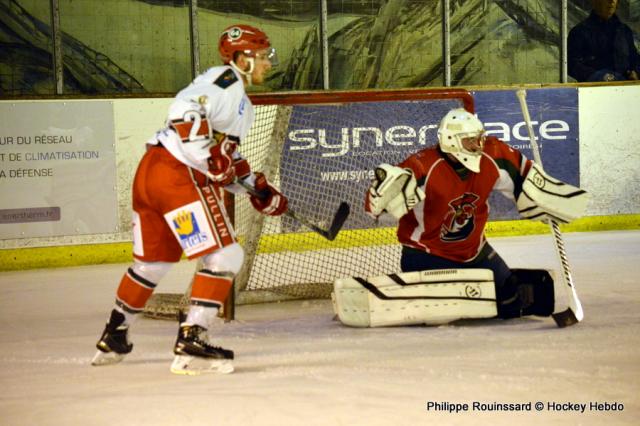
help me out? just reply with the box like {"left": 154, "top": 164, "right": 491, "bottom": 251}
{"left": 91, "top": 310, "right": 133, "bottom": 366}
{"left": 170, "top": 323, "right": 234, "bottom": 375}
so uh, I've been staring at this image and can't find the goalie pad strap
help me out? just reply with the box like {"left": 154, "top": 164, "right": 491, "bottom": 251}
{"left": 516, "top": 163, "right": 589, "bottom": 224}
{"left": 332, "top": 269, "right": 497, "bottom": 327}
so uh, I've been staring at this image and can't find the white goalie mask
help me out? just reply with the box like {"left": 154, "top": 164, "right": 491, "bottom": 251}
{"left": 437, "top": 108, "right": 485, "bottom": 173}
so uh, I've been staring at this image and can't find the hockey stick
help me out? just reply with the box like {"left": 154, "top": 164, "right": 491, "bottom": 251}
{"left": 516, "top": 89, "right": 584, "bottom": 327}
{"left": 235, "top": 178, "right": 350, "bottom": 241}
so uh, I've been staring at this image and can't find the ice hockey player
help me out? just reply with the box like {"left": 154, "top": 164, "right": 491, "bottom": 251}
{"left": 350, "top": 107, "right": 588, "bottom": 326}
{"left": 92, "top": 24, "right": 287, "bottom": 374}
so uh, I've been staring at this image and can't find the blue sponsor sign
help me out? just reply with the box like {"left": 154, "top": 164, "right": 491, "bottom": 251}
{"left": 280, "top": 99, "right": 460, "bottom": 231}
{"left": 473, "top": 88, "right": 579, "bottom": 219}
{"left": 278, "top": 88, "right": 579, "bottom": 230}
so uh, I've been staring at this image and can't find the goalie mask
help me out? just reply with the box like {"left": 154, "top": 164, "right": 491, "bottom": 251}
{"left": 218, "top": 25, "right": 278, "bottom": 84}
{"left": 437, "top": 108, "right": 485, "bottom": 173}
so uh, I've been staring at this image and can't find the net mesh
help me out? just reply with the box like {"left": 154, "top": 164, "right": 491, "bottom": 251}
{"left": 235, "top": 90, "right": 471, "bottom": 300}
{"left": 144, "top": 89, "right": 472, "bottom": 318}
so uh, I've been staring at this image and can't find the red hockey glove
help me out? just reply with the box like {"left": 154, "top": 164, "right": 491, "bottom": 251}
{"left": 249, "top": 173, "right": 288, "bottom": 216}
{"left": 207, "top": 139, "right": 236, "bottom": 185}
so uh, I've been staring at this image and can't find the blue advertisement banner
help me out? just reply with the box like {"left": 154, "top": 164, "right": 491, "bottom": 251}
{"left": 473, "top": 88, "right": 579, "bottom": 219}
{"left": 279, "top": 88, "right": 579, "bottom": 231}
{"left": 280, "top": 98, "right": 461, "bottom": 231}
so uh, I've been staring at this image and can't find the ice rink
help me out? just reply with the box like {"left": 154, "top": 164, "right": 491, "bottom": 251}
{"left": 0, "top": 230, "right": 639, "bottom": 426}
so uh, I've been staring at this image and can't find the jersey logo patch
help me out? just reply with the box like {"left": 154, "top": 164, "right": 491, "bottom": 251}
{"left": 440, "top": 193, "right": 479, "bottom": 242}
{"left": 214, "top": 69, "right": 238, "bottom": 89}
{"left": 172, "top": 210, "right": 209, "bottom": 249}
{"left": 164, "top": 202, "right": 217, "bottom": 257}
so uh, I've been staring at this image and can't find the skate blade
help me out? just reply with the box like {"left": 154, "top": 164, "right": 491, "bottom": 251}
{"left": 91, "top": 350, "right": 125, "bottom": 366}
{"left": 170, "top": 355, "right": 234, "bottom": 375}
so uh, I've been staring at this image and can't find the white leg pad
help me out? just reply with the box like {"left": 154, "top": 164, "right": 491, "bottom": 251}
{"left": 332, "top": 269, "right": 497, "bottom": 327}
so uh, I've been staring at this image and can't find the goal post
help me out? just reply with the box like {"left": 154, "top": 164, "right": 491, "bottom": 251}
{"left": 143, "top": 88, "right": 474, "bottom": 320}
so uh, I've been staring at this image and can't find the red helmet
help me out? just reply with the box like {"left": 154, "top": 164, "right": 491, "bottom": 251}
{"left": 218, "top": 24, "right": 272, "bottom": 64}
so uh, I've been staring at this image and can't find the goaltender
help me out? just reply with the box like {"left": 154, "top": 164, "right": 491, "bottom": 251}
{"left": 333, "top": 108, "right": 588, "bottom": 327}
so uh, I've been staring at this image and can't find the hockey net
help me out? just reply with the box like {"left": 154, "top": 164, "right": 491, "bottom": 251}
{"left": 143, "top": 88, "right": 473, "bottom": 319}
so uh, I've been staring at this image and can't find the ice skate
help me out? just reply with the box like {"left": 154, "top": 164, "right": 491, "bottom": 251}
{"left": 91, "top": 310, "right": 133, "bottom": 366}
{"left": 170, "top": 323, "right": 234, "bottom": 375}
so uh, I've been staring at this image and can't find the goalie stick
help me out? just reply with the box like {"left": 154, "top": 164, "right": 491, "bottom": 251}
{"left": 235, "top": 178, "right": 350, "bottom": 241}
{"left": 516, "top": 89, "right": 584, "bottom": 327}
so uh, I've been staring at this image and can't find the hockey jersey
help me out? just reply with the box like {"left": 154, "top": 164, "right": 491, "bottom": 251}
{"left": 394, "top": 137, "right": 532, "bottom": 262}
{"left": 148, "top": 66, "right": 254, "bottom": 179}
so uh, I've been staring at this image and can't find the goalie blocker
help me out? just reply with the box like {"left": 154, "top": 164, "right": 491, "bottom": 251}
{"left": 332, "top": 268, "right": 554, "bottom": 327}
{"left": 516, "top": 163, "right": 589, "bottom": 224}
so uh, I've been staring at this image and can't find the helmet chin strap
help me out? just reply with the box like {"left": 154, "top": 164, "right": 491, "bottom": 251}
{"left": 230, "top": 58, "right": 255, "bottom": 86}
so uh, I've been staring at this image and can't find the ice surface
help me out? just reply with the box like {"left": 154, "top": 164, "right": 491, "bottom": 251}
{"left": 0, "top": 231, "right": 638, "bottom": 425}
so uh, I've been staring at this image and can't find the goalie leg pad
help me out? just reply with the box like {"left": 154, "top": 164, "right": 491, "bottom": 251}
{"left": 516, "top": 163, "right": 589, "bottom": 224}
{"left": 496, "top": 269, "right": 555, "bottom": 319}
{"left": 332, "top": 269, "right": 497, "bottom": 327}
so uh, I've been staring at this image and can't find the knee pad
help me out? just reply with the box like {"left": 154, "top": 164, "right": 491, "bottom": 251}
{"left": 496, "top": 269, "right": 555, "bottom": 319}
{"left": 131, "top": 260, "right": 173, "bottom": 284}
{"left": 202, "top": 243, "right": 245, "bottom": 275}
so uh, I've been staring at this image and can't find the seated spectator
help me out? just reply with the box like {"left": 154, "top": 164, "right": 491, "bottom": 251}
{"left": 568, "top": 0, "right": 640, "bottom": 82}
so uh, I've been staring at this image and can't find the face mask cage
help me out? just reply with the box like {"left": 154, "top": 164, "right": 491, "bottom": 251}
{"left": 458, "top": 131, "right": 485, "bottom": 155}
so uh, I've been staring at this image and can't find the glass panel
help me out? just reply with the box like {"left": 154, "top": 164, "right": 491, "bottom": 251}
{"left": 450, "top": 0, "right": 561, "bottom": 86}
{"left": 56, "top": 0, "right": 191, "bottom": 94}
{"left": 2, "top": 1, "right": 55, "bottom": 95}
{"left": 195, "top": 1, "right": 321, "bottom": 92}
{"left": 9, "top": 1, "right": 636, "bottom": 94}
{"left": 327, "top": 0, "right": 442, "bottom": 90}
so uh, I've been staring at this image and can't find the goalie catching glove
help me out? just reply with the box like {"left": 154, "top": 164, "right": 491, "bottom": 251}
{"left": 516, "top": 163, "right": 589, "bottom": 224}
{"left": 249, "top": 172, "right": 288, "bottom": 216}
{"left": 366, "top": 164, "right": 425, "bottom": 220}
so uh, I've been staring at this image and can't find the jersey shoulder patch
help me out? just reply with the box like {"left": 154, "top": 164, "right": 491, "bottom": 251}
{"left": 213, "top": 68, "right": 239, "bottom": 89}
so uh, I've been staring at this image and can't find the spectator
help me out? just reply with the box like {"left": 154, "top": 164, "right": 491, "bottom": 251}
{"left": 568, "top": 0, "right": 640, "bottom": 82}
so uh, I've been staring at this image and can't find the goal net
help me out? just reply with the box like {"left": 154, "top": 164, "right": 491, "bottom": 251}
{"left": 143, "top": 88, "right": 473, "bottom": 318}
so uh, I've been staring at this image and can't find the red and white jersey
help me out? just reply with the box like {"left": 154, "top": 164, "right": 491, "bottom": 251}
{"left": 392, "top": 137, "right": 532, "bottom": 262}
{"left": 148, "top": 66, "right": 254, "bottom": 176}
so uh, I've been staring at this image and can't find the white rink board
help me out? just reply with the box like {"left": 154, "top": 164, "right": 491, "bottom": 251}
{"left": 0, "top": 101, "right": 118, "bottom": 238}
{"left": 579, "top": 85, "right": 640, "bottom": 215}
{"left": 1, "top": 84, "right": 639, "bottom": 250}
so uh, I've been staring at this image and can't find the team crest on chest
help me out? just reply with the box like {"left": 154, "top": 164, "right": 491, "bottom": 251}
{"left": 441, "top": 193, "right": 479, "bottom": 242}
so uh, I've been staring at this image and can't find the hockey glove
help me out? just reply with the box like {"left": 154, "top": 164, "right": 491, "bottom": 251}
{"left": 516, "top": 163, "right": 589, "bottom": 224}
{"left": 249, "top": 173, "right": 288, "bottom": 216}
{"left": 366, "top": 164, "right": 425, "bottom": 220}
{"left": 207, "top": 139, "right": 236, "bottom": 186}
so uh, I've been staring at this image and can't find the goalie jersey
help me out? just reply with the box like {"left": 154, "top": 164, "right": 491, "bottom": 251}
{"left": 395, "top": 137, "right": 532, "bottom": 262}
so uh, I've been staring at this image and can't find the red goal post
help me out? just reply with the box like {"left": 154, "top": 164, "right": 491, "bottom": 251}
{"left": 143, "top": 88, "right": 474, "bottom": 319}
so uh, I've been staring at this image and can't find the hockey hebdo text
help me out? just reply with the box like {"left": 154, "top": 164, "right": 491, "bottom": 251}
{"left": 425, "top": 400, "right": 624, "bottom": 414}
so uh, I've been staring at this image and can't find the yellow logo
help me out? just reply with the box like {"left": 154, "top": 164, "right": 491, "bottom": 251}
{"left": 173, "top": 210, "right": 195, "bottom": 237}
